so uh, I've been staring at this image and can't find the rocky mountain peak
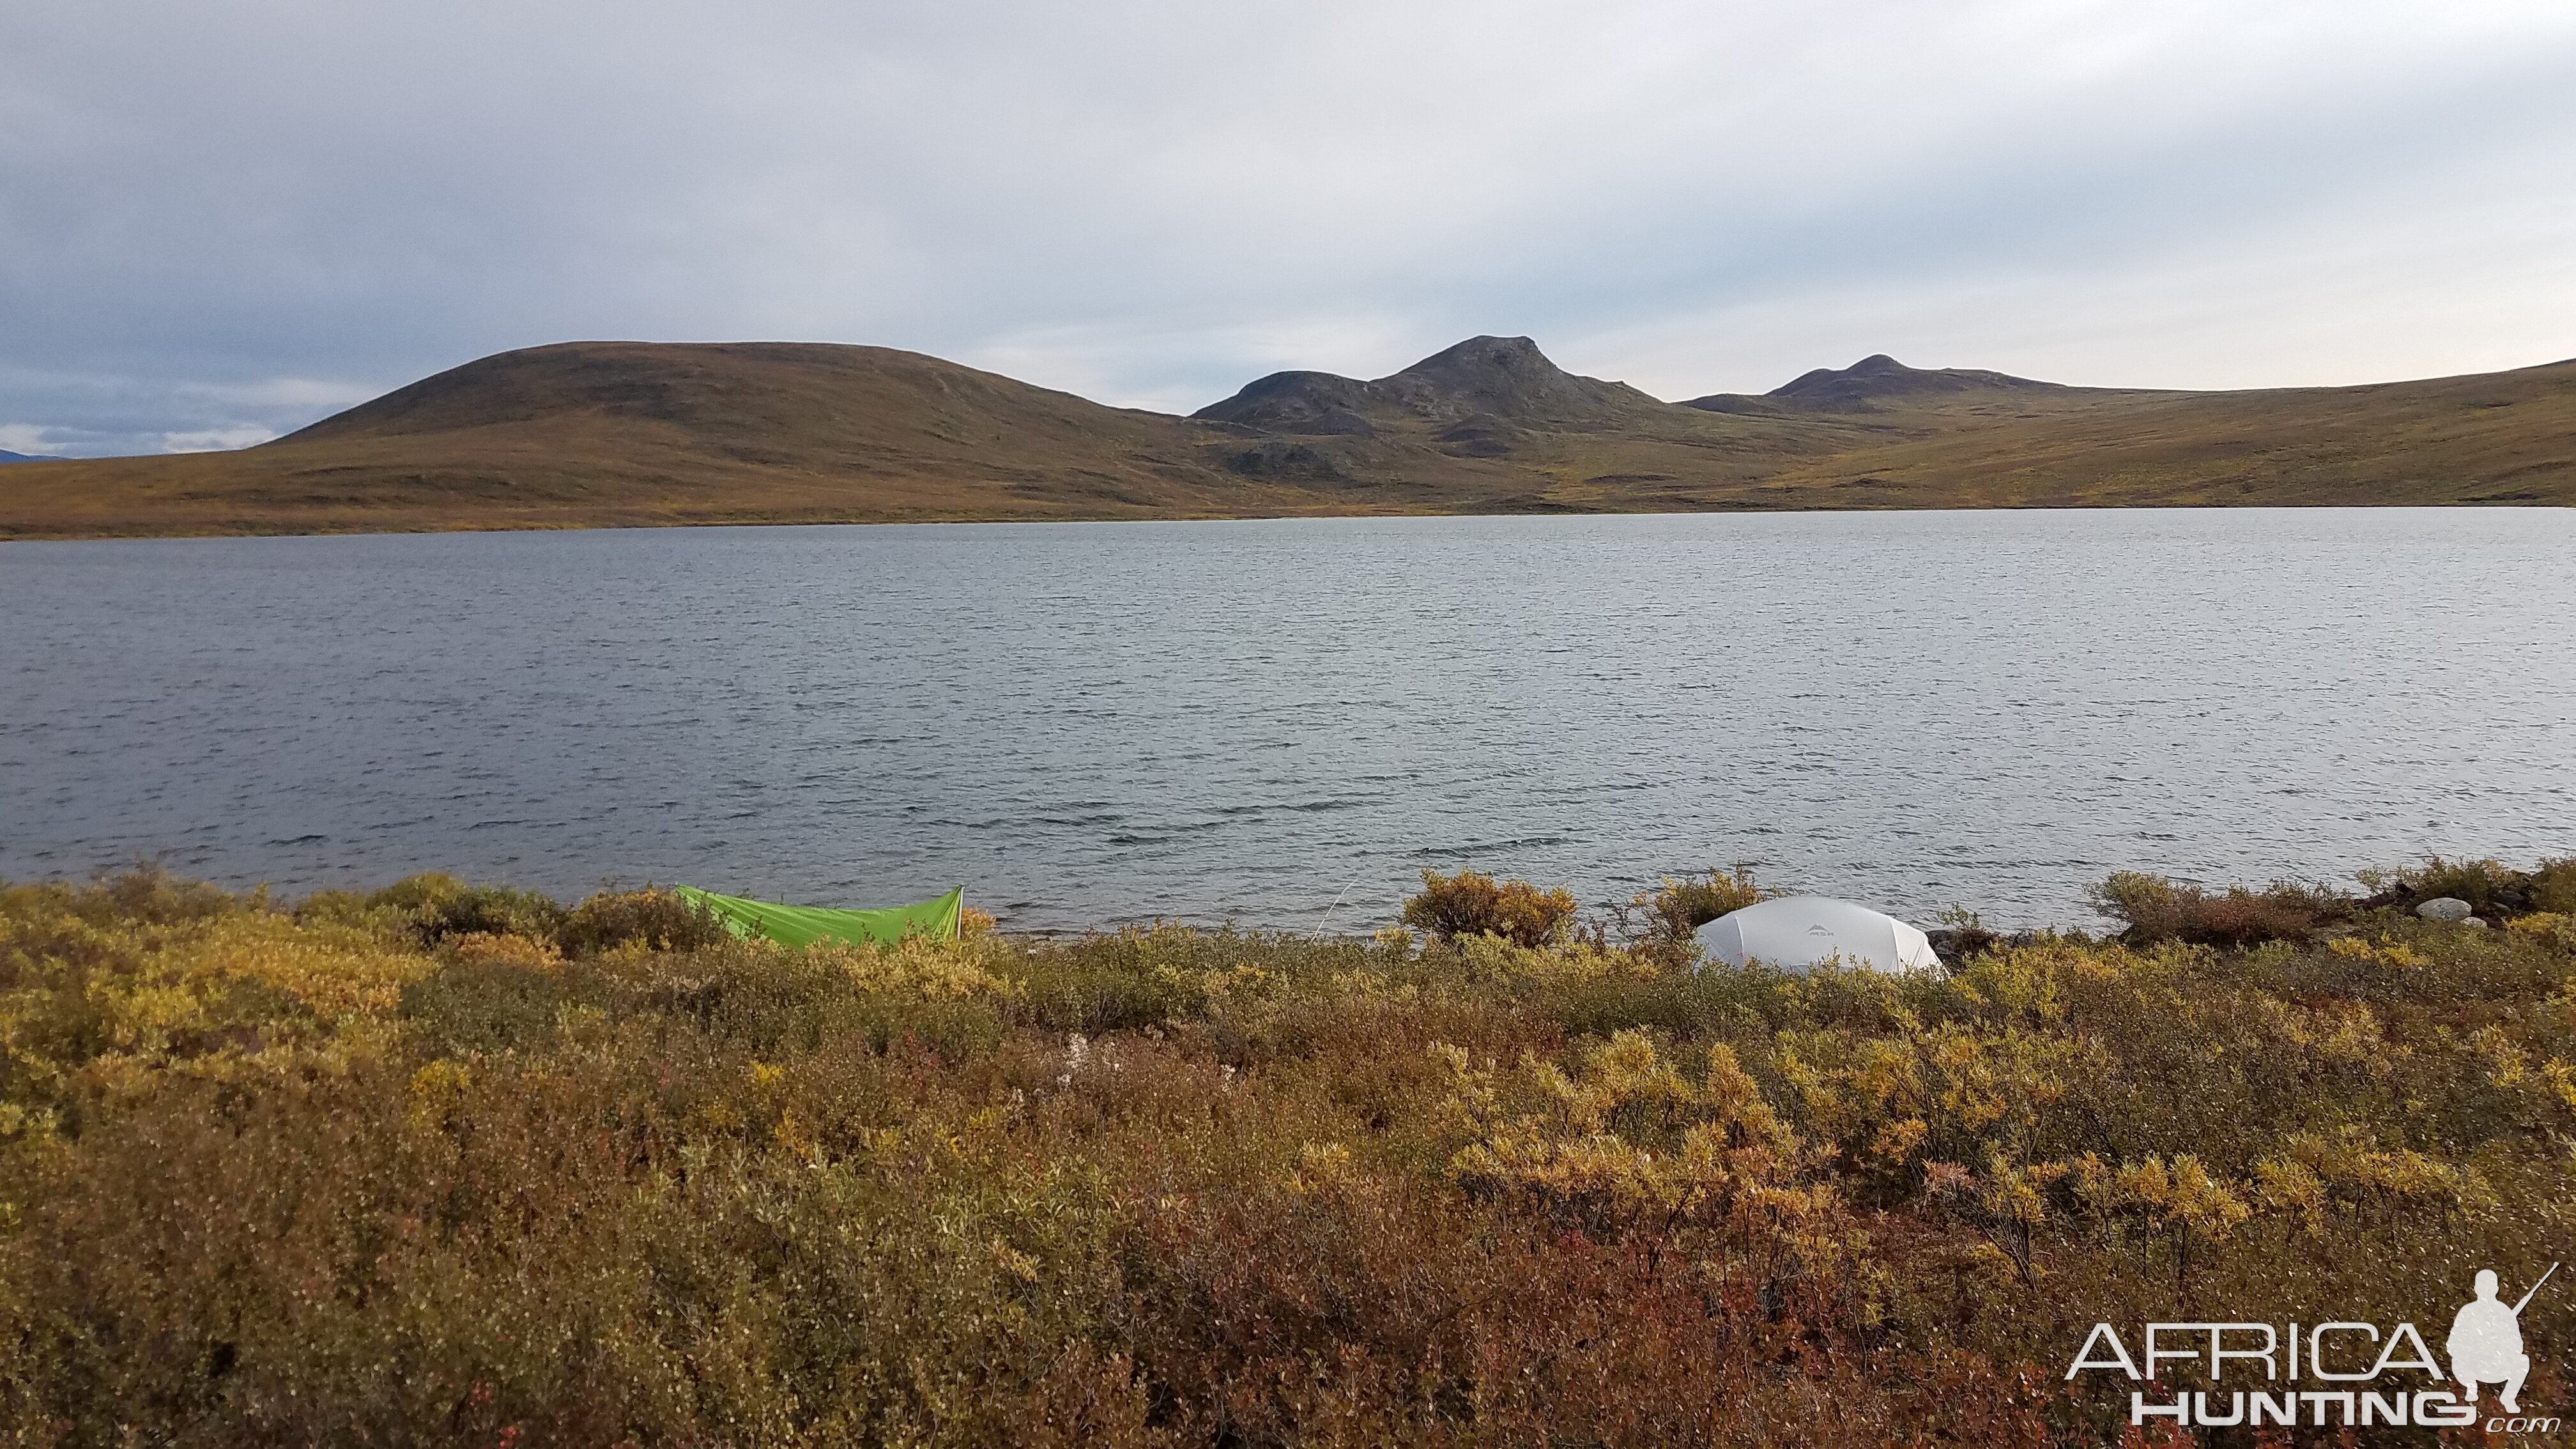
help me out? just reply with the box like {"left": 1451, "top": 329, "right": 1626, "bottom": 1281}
{"left": 1193, "top": 334, "right": 1663, "bottom": 434}
{"left": 1381, "top": 336, "right": 1659, "bottom": 425}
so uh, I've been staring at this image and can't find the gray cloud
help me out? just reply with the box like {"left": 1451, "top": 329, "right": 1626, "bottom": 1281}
{"left": 3, "top": 0, "right": 2572, "bottom": 454}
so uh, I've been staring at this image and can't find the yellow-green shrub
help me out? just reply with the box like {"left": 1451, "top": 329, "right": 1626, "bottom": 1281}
{"left": 554, "top": 885, "right": 731, "bottom": 956}
{"left": 1400, "top": 868, "right": 1577, "bottom": 947}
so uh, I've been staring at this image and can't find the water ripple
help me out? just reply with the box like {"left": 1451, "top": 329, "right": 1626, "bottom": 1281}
{"left": 2, "top": 509, "right": 2572, "bottom": 930}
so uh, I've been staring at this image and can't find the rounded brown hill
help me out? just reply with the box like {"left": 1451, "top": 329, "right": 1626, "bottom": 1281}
{"left": 0, "top": 342, "right": 1330, "bottom": 536}
{"left": 1683, "top": 354, "right": 2126, "bottom": 415}
{"left": 285, "top": 341, "right": 1190, "bottom": 457}
{"left": 1769, "top": 353, "right": 2062, "bottom": 404}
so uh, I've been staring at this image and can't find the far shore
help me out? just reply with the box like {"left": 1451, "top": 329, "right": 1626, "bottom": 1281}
{"left": 7, "top": 495, "right": 2573, "bottom": 545}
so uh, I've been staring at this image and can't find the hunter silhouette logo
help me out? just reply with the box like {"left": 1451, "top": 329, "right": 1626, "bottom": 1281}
{"left": 2066, "top": 1261, "right": 2560, "bottom": 1431}
{"left": 2452, "top": 1263, "right": 2555, "bottom": 1415}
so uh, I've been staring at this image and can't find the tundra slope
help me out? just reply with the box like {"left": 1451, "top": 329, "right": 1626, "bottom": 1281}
{"left": 3, "top": 335, "right": 2570, "bottom": 537}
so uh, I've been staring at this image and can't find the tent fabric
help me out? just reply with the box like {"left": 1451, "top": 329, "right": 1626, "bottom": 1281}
{"left": 673, "top": 885, "right": 964, "bottom": 949}
{"left": 1694, "top": 895, "right": 1940, "bottom": 975}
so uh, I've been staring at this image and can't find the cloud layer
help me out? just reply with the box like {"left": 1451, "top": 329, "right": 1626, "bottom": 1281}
{"left": 4, "top": 0, "right": 2573, "bottom": 455}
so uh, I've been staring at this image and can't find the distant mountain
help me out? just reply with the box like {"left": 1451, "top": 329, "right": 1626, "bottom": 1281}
{"left": 0, "top": 341, "right": 1296, "bottom": 536}
{"left": 0, "top": 449, "right": 49, "bottom": 464}
{"left": 4, "top": 339, "right": 2570, "bottom": 538}
{"left": 1191, "top": 335, "right": 1719, "bottom": 479}
{"left": 1199, "top": 335, "right": 1669, "bottom": 434}
{"left": 1683, "top": 353, "right": 2089, "bottom": 415}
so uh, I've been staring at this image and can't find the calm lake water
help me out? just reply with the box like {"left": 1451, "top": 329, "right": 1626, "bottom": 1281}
{"left": 3, "top": 510, "right": 2571, "bottom": 931}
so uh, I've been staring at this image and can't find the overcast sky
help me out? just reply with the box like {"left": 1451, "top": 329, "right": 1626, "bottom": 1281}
{"left": 4, "top": 0, "right": 2573, "bottom": 457}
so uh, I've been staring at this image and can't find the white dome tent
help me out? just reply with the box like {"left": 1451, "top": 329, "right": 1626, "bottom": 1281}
{"left": 1694, "top": 895, "right": 1942, "bottom": 975}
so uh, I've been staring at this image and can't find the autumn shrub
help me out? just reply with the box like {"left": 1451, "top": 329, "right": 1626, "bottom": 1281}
{"left": 4, "top": 862, "right": 2575, "bottom": 1445}
{"left": 398, "top": 947, "right": 607, "bottom": 1055}
{"left": 2356, "top": 852, "right": 2576, "bottom": 922}
{"left": 1108, "top": 1167, "right": 2032, "bottom": 1448}
{"left": 1927, "top": 905, "right": 2004, "bottom": 965}
{"left": 1400, "top": 868, "right": 1576, "bottom": 947}
{"left": 1001, "top": 923, "right": 1262, "bottom": 1034}
{"left": 2386, "top": 853, "right": 2535, "bottom": 916}
{"left": 553, "top": 885, "right": 732, "bottom": 956}
{"left": 79, "top": 863, "right": 242, "bottom": 926}
{"left": 2534, "top": 857, "right": 2576, "bottom": 913}
{"left": 1629, "top": 864, "right": 1765, "bottom": 942}
{"left": 367, "top": 871, "right": 567, "bottom": 946}
{"left": 2087, "top": 870, "right": 2342, "bottom": 946}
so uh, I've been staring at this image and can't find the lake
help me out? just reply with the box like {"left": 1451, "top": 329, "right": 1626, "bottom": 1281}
{"left": 3, "top": 509, "right": 2570, "bottom": 931}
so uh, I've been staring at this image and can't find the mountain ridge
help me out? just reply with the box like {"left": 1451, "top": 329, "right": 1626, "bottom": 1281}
{"left": 4, "top": 337, "right": 2572, "bottom": 538}
{"left": 1197, "top": 335, "right": 1671, "bottom": 434}
{"left": 1681, "top": 353, "right": 2147, "bottom": 417}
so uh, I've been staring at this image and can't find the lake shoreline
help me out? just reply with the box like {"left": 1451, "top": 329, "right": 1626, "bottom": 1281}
{"left": 4, "top": 495, "right": 2570, "bottom": 544}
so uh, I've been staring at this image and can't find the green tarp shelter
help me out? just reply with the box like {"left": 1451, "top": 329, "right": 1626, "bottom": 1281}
{"left": 673, "top": 885, "right": 964, "bottom": 949}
